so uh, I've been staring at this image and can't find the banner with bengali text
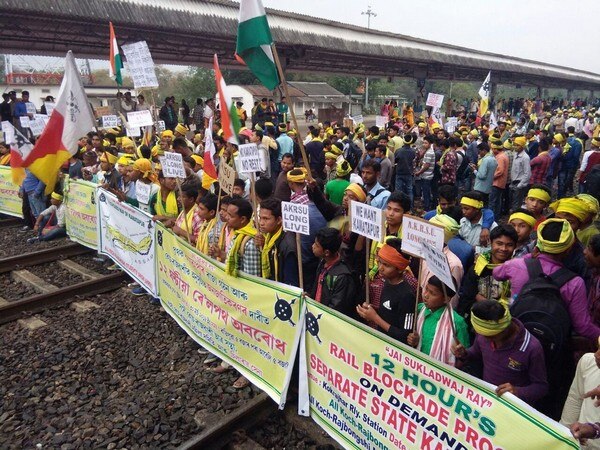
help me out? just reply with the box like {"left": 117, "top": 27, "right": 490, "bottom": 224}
{"left": 97, "top": 188, "right": 157, "bottom": 295}
{"left": 299, "top": 298, "right": 577, "bottom": 450}
{"left": 0, "top": 166, "right": 23, "bottom": 218}
{"left": 156, "top": 223, "right": 303, "bottom": 407}
{"left": 64, "top": 178, "right": 98, "bottom": 249}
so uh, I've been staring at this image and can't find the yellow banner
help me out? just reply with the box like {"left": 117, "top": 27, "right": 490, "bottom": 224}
{"left": 300, "top": 298, "right": 577, "bottom": 450}
{"left": 65, "top": 178, "right": 98, "bottom": 249}
{"left": 0, "top": 166, "right": 23, "bottom": 218}
{"left": 156, "top": 223, "right": 303, "bottom": 406}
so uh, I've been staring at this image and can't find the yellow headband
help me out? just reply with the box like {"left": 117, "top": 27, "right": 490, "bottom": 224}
{"left": 287, "top": 169, "right": 307, "bottom": 183}
{"left": 336, "top": 161, "right": 352, "bottom": 177}
{"left": 575, "top": 194, "right": 599, "bottom": 217}
{"left": 460, "top": 197, "right": 484, "bottom": 209}
{"left": 527, "top": 188, "right": 550, "bottom": 204}
{"left": 324, "top": 152, "right": 336, "bottom": 160}
{"left": 471, "top": 301, "right": 512, "bottom": 337}
{"left": 175, "top": 124, "right": 188, "bottom": 135}
{"left": 100, "top": 152, "right": 118, "bottom": 165}
{"left": 509, "top": 212, "right": 536, "bottom": 228}
{"left": 554, "top": 133, "right": 564, "bottom": 144}
{"left": 429, "top": 214, "right": 460, "bottom": 243}
{"left": 592, "top": 138, "right": 600, "bottom": 147}
{"left": 550, "top": 197, "right": 590, "bottom": 222}
{"left": 489, "top": 137, "right": 503, "bottom": 149}
{"left": 51, "top": 192, "right": 63, "bottom": 201}
{"left": 513, "top": 136, "right": 527, "bottom": 147}
{"left": 536, "top": 218, "right": 575, "bottom": 254}
{"left": 344, "top": 183, "right": 366, "bottom": 203}
{"left": 117, "top": 155, "right": 134, "bottom": 167}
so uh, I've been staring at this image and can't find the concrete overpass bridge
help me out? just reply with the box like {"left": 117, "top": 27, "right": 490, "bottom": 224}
{"left": 2, "top": 0, "right": 599, "bottom": 96}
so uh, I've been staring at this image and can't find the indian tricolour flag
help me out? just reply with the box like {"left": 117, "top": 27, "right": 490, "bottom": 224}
{"left": 214, "top": 54, "right": 240, "bottom": 146}
{"left": 109, "top": 22, "right": 123, "bottom": 86}
{"left": 11, "top": 51, "right": 95, "bottom": 193}
{"left": 235, "top": 0, "right": 280, "bottom": 90}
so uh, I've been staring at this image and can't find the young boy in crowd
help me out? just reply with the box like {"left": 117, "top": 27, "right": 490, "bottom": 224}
{"left": 196, "top": 193, "right": 222, "bottom": 255}
{"left": 509, "top": 208, "right": 537, "bottom": 257}
{"left": 459, "top": 190, "right": 498, "bottom": 250}
{"left": 356, "top": 238, "right": 416, "bottom": 344}
{"left": 524, "top": 184, "right": 551, "bottom": 230}
{"left": 311, "top": 227, "right": 357, "bottom": 319}
{"left": 27, "top": 192, "right": 67, "bottom": 243}
{"left": 453, "top": 300, "right": 548, "bottom": 406}
{"left": 408, "top": 275, "right": 470, "bottom": 366}
{"left": 458, "top": 224, "right": 518, "bottom": 326}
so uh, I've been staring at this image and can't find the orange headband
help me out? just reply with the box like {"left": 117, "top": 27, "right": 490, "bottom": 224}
{"left": 378, "top": 244, "right": 410, "bottom": 271}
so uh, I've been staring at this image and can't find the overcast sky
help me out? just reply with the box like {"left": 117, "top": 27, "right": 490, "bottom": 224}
{"left": 263, "top": 0, "right": 600, "bottom": 74}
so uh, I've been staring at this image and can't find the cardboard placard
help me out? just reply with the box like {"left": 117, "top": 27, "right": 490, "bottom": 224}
{"left": 19, "top": 116, "right": 30, "bottom": 128}
{"left": 135, "top": 180, "right": 151, "bottom": 204}
{"left": 218, "top": 159, "right": 236, "bottom": 195}
{"left": 25, "top": 102, "right": 36, "bottom": 115}
{"left": 281, "top": 201, "right": 310, "bottom": 236}
{"left": 44, "top": 102, "right": 56, "bottom": 116}
{"left": 1, "top": 121, "right": 15, "bottom": 145}
{"left": 156, "top": 120, "right": 166, "bottom": 133}
{"left": 121, "top": 41, "right": 159, "bottom": 89}
{"left": 375, "top": 115, "right": 388, "bottom": 127}
{"left": 94, "top": 106, "right": 112, "bottom": 117}
{"left": 422, "top": 241, "right": 455, "bottom": 291}
{"left": 126, "top": 126, "right": 141, "bottom": 137}
{"left": 426, "top": 93, "right": 445, "bottom": 109}
{"left": 349, "top": 201, "right": 384, "bottom": 242}
{"left": 237, "top": 143, "right": 262, "bottom": 174}
{"left": 351, "top": 114, "right": 364, "bottom": 124}
{"left": 28, "top": 117, "right": 46, "bottom": 136}
{"left": 127, "top": 110, "right": 154, "bottom": 128}
{"left": 401, "top": 214, "right": 445, "bottom": 258}
{"left": 160, "top": 151, "right": 186, "bottom": 179}
{"left": 102, "top": 115, "right": 119, "bottom": 128}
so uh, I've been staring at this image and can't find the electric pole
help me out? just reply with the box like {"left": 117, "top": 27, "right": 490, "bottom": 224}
{"left": 361, "top": 6, "right": 376, "bottom": 108}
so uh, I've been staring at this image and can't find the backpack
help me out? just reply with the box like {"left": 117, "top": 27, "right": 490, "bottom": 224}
{"left": 510, "top": 258, "right": 576, "bottom": 366}
{"left": 344, "top": 140, "right": 363, "bottom": 170}
{"left": 456, "top": 149, "right": 470, "bottom": 180}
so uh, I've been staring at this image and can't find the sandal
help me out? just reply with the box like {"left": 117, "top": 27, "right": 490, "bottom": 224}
{"left": 233, "top": 376, "right": 250, "bottom": 389}
{"left": 210, "top": 364, "right": 231, "bottom": 374}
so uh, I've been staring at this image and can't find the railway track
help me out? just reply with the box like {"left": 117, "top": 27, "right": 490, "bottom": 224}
{"left": 0, "top": 244, "right": 128, "bottom": 325}
{"left": 0, "top": 217, "right": 23, "bottom": 228}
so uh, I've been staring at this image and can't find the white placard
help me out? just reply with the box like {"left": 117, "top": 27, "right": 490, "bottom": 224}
{"left": 127, "top": 110, "right": 154, "bottom": 128}
{"left": 375, "top": 115, "right": 388, "bottom": 127}
{"left": 401, "top": 215, "right": 445, "bottom": 258}
{"left": 430, "top": 107, "right": 443, "bottom": 127}
{"left": 426, "top": 93, "right": 445, "bottom": 109}
{"left": 237, "top": 143, "right": 262, "bottom": 174}
{"left": 349, "top": 201, "right": 384, "bottom": 242}
{"left": 97, "top": 188, "right": 157, "bottom": 295}
{"left": 160, "top": 151, "right": 186, "bottom": 179}
{"left": 422, "top": 241, "right": 455, "bottom": 291}
{"left": 352, "top": 114, "right": 364, "bottom": 124}
{"left": 102, "top": 115, "right": 119, "bottom": 128}
{"left": 445, "top": 117, "right": 458, "bottom": 133}
{"left": 156, "top": 120, "right": 166, "bottom": 133}
{"left": 281, "top": 201, "right": 310, "bottom": 236}
{"left": 121, "top": 41, "right": 159, "bottom": 89}
{"left": 218, "top": 159, "right": 236, "bottom": 195}
{"left": 126, "top": 126, "right": 141, "bottom": 137}
{"left": 25, "top": 102, "right": 36, "bottom": 115}
{"left": 44, "top": 102, "right": 56, "bottom": 116}
{"left": 1, "top": 121, "right": 15, "bottom": 144}
{"left": 19, "top": 116, "right": 30, "bottom": 128}
{"left": 135, "top": 180, "right": 151, "bottom": 204}
{"left": 28, "top": 117, "right": 46, "bottom": 136}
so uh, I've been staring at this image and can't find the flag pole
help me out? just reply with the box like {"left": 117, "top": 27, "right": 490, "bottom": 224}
{"left": 270, "top": 43, "right": 313, "bottom": 182}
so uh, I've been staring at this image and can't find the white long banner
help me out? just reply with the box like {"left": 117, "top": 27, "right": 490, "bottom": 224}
{"left": 97, "top": 188, "right": 157, "bottom": 295}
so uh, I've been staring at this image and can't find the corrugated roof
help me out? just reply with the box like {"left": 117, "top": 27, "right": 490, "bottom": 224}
{"left": 289, "top": 82, "right": 345, "bottom": 97}
{"left": 240, "top": 84, "right": 305, "bottom": 98}
{"left": 2, "top": 0, "right": 599, "bottom": 88}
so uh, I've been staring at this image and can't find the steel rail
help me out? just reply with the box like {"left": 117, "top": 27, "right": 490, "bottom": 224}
{"left": 0, "top": 243, "right": 92, "bottom": 274}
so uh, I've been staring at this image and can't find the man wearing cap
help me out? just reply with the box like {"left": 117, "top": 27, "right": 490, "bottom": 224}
{"left": 325, "top": 160, "right": 351, "bottom": 206}
{"left": 453, "top": 300, "right": 548, "bottom": 406}
{"left": 28, "top": 192, "right": 68, "bottom": 243}
{"left": 276, "top": 123, "right": 294, "bottom": 162}
{"left": 510, "top": 136, "right": 531, "bottom": 211}
{"left": 460, "top": 190, "right": 497, "bottom": 250}
{"left": 576, "top": 137, "right": 600, "bottom": 193}
{"left": 574, "top": 194, "right": 599, "bottom": 247}
{"left": 546, "top": 132, "right": 565, "bottom": 188}
{"left": 394, "top": 133, "right": 416, "bottom": 206}
{"left": 558, "top": 127, "right": 583, "bottom": 199}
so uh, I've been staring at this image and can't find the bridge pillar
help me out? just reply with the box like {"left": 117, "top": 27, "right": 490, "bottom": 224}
{"left": 536, "top": 86, "right": 542, "bottom": 99}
